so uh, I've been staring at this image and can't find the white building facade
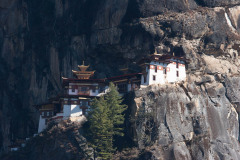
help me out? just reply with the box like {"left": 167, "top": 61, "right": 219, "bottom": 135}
{"left": 140, "top": 55, "right": 186, "bottom": 86}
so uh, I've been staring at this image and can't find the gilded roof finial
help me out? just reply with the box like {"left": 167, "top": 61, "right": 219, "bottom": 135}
{"left": 72, "top": 61, "right": 95, "bottom": 79}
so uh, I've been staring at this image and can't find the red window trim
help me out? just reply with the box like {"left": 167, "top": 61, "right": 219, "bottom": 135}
{"left": 158, "top": 66, "right": 163, "bottom": 70}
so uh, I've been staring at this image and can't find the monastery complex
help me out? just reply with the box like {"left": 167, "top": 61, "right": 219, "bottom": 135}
{"left": 36, "top": 53, "right": 187, "bottom": 133}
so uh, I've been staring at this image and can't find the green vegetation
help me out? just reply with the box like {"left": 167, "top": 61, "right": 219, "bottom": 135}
{"left": 88, "top": 82, "right": 127, "bottom": 159}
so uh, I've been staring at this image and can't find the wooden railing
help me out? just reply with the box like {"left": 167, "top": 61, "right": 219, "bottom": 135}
{"left": 78, "top": 91, "right": 90, "bottom": 96}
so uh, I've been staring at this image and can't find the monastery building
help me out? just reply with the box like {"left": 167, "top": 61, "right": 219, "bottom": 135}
{"left": 36, "top": 53, "right": 187, "bottom": 133}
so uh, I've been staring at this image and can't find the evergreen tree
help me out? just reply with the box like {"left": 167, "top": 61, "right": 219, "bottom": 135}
{"left": 105, "top": 82, "right": 127, "bottom": 136}
{"left": 88, "top": 83, "right": 127, "bottom": 159}
{"left": 88, "top": 97, "right": 113, "bottom": 159}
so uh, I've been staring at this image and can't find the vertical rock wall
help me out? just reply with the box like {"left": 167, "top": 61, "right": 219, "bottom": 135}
{"left": 1, "top": 0, "right": 240, "bottom": 158}
{"left": 133, "top": 78, "right": 240, "bottom": 159}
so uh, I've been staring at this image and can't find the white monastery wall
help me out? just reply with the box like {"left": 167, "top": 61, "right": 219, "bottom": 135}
{"left": 178, "top": 64, "right": 186, "bottom": 81}
{"left": 142, "top": 59, "right": 186, "bottom": 86}
{"left": 166, "top": 63, "right": 177, "bottom": 83}
{"left": 149, "top": 61, "right": 167, "bottom": 85}
{"left": 63, "top": 101, "right": 82, "bottom": 119}
{"left": 63, "top": 104, "right": 71, "bottom": 118}
{"left": 38, "top": 116, "right": 46, "bottom": 133}
{"left": 90, "top": 89, "right": 99, "bottom": 96}
{"left": 70, "top": 104, "right": 82, "bottom": 117}
{"left": 68, "top": 89, "right": 78, "bottom": 95}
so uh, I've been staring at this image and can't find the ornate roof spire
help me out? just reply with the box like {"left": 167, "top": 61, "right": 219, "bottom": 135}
{"left": 78, "top": 61, "right": 89, "bottom": 72}
{"left": 72, "top": 61, "right": 95, "bottom": 79}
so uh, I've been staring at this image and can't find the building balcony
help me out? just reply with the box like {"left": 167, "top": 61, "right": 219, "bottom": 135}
{"left": 78, "top": 91, "right": 90, "bottom": 96}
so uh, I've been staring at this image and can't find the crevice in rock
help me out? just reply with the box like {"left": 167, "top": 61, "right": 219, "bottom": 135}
{"left": 224, "top": 10, "right": 237, "bottom": 32}
{"left": 221, "top": 80, "right": 233, "bottom": 104}
{"left": 202, "top": 84, "right": 218, "bottom": 106}
{"left": 179, "top": 83, "right": 192, "bottom": 101}
{"left": 164, "top": 114, "right": 173, "bottom": 141}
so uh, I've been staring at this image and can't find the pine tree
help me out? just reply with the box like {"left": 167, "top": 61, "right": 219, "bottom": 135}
{"left": 105, "top": 82, "right": 127, "bottom": 136}
{"left": 88, "top": 97, "right": 113, "bottom": 159}
{"left": 88, "top": 83, "right": 127, "bottom": 159}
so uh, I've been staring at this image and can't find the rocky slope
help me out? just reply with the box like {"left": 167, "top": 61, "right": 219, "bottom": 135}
{"left": 0, "top": 0, "right": 240, "bottom": 159}
{"left": 1, "top": 120, "right": 93, "bottom": 160}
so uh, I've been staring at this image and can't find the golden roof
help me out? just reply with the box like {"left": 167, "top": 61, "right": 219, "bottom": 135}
{"left": 72, "top": 61, "right": 95, "bottom": 79}
{"left": 78, "top": 61, "right": 89, "bottom": 72}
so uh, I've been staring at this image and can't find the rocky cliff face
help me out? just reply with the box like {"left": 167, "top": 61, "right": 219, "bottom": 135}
{"left": 0, "top": 0, "right": 240, "bottom": 159}
{"left": 132, "top": 79, "right": 240, "bottom": 159}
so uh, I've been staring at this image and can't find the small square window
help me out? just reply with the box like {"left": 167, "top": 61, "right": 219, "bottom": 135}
{"left": 144, "top": 76, "right": 147, "bottom": 83}
{"left": 164, "top": 68, "right": 167, "bottom": 74}
{"left": 153, "top": 75, "right": 156, "bottom": 81}
{"left": 81, "top": 87, "right": 87, "bottom": 91}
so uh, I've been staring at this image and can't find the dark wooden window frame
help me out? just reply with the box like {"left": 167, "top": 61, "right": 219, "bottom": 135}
{"left": 153, "top": 75, "right": 156, "bottom": 81}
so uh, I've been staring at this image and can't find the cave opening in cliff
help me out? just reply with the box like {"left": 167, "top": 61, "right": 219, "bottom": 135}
{"left": 173, "top": 47, "right": 185, "bottom": 57}
{"left": 194, "top": 0, "right": 206, "bottom": 6}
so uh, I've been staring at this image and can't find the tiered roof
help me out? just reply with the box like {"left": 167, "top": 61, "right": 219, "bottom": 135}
{"left": 72, "top": 61, "right": 95, "bottom": 79}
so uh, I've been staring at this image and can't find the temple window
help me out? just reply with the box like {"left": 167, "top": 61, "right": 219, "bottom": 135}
{"left": 164, "top": 68, "right": 167, "bottom": 74}
{"left": 47, "top": 112, "right": 49, "bottom": 116}
{"left": 177, "top": 71, "right": 179, "bottom": 77}
{"left": 153, "top": 75, "right": 156, "bottom": 81}
{"left": 155, "top": 66, "right": 157, "bottom": 73}
{"left": 144, "top": 76, "right": 147, "bottom": 83}
{"left": 81, "top": 87, "right": 87, "bottom": 91}
{"left": 176, "top": 63, "right": 179, "bottom": 68}
{"left": 41, "top": 112, "right": 44, "bottom": 116}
